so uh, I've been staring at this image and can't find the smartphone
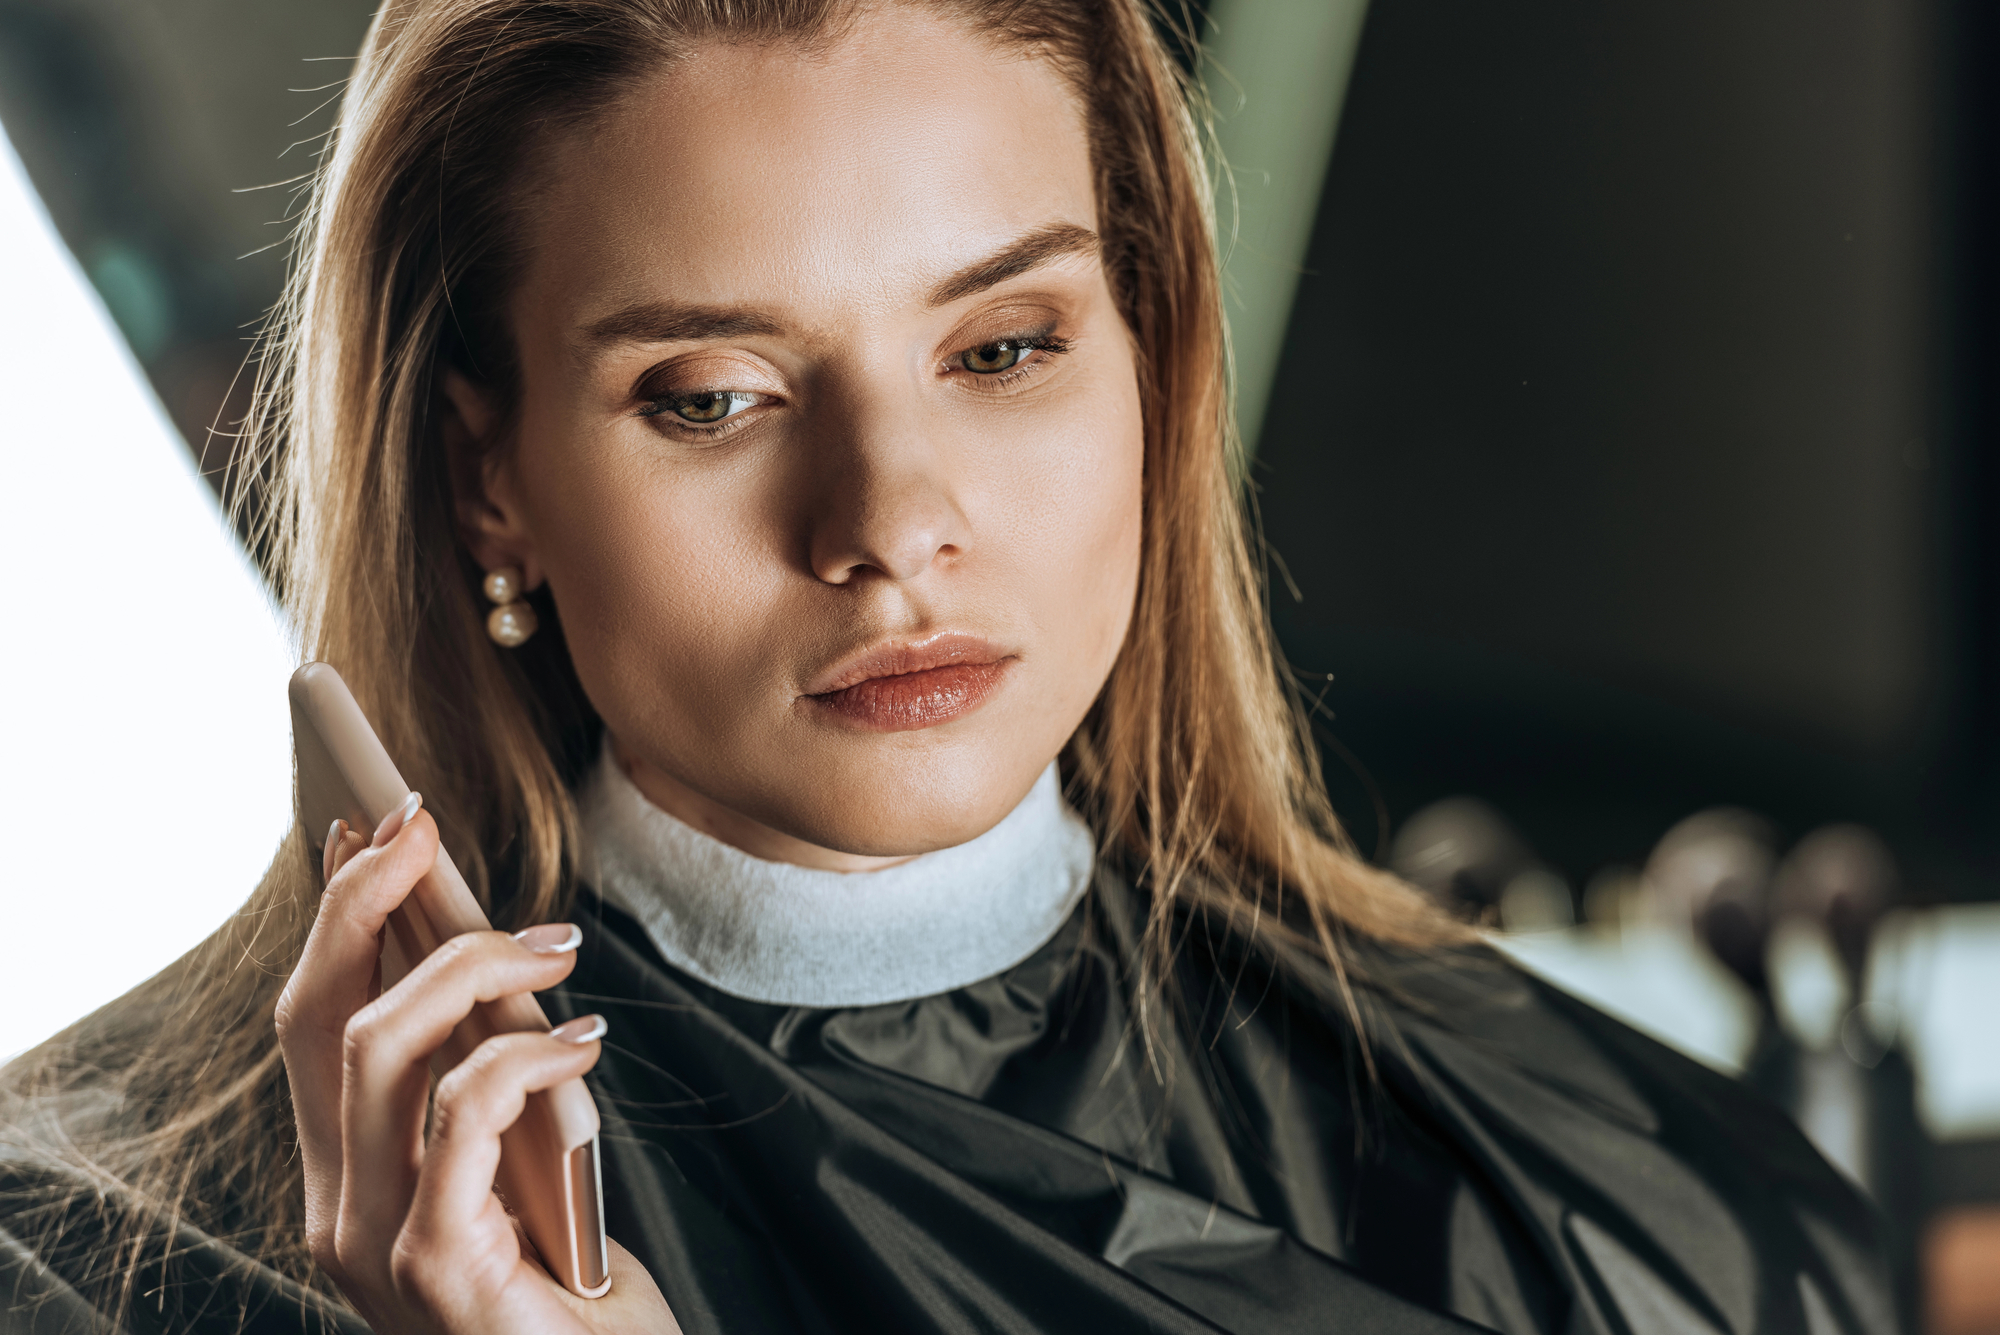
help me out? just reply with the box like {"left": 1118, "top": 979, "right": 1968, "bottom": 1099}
{"left": 289, "top": 661, "right": 611, "bottom": 1299}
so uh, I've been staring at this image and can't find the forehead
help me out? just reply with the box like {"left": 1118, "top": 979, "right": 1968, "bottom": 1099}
{"left": 518, "top": 8, "right": 1098, "bottom": 330}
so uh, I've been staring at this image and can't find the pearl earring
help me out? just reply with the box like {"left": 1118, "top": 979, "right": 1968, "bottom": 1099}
{"left": 482, "top": 566, "right": 539, "bottom": 646}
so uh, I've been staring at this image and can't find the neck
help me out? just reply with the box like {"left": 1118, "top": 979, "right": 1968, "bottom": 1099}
{"left": 580, "top": 745, "right": 1097, "bottom": 1007}
{"left": 610, "top": 735, "right": 915, "bottom": 873}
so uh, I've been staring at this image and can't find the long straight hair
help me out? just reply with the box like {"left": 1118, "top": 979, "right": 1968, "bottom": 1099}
{"left": 3, "top": 0, "right": 1450, "bottom": 1314}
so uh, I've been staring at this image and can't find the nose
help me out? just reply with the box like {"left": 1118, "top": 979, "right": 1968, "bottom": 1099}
{"left": 805, "top": 411, "right": 970, "bottom": 586}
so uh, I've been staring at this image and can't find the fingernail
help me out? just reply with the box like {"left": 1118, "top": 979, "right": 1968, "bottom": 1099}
{"left": 550, "top": 1014, "right": 607, "bottom": 1045}
{"left": 513, "top": 923, "right": 582, "bottom": 955}
{"left": 372, "top": 792, "right": 422, "bottom": 847}
{"left": 322, "top": 819, "right": 347, "bottom": 880}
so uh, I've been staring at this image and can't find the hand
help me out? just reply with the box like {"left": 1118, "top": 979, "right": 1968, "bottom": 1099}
{"left": 275, "top": 796, "right": 680, "bottom": 1334}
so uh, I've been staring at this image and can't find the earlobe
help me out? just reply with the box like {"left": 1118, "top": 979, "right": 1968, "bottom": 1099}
{"left": 440, "top": 369, "right": 544, "bottom": 590}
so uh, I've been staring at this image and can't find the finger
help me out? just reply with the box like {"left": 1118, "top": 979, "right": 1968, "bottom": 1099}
{"left": 326, "top": 823, "right": 368, "bottom": 882}
{"left": 337, "top": 929, "right": 582, "bottom": 1254}
{"left": 282, "top": 801, "right": 440, "bottom": 1050}
{"left": 344, "top": 925, "right": 584, "bottom": 1101}
{"left": 403, "top": 1019, "right": 607, "bottom": 1263}
{"left": 322, "top": 820, "right": 346, "bottom": 883}
{"left": 275, "top": 802, "right": 439, "bottom": 1246}
{"left": 371, "top": 790, "right": 423, "bottom": 848}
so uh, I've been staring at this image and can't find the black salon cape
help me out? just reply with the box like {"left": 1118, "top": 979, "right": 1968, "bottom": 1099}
{"left": 2, "top": 867, "right": 1895, "bottom": 1334}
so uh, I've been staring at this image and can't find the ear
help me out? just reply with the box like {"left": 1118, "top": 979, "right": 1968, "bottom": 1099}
{"left": 441, "top": 369, "right": 544, "bottom": 590}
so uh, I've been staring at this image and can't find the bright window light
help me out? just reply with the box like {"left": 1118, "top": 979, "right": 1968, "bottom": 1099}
{"left": 0, "top": 120, "right": 296, "bottom": 1064}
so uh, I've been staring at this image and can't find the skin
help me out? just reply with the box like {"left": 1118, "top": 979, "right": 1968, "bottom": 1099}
{"left": 277, "top": 809, "right": 677, "bottom": 1334}
{"left": 450, "top": 6, "right": 1145, "bottom": 868}
{"left": 279, "top": 8, "right": 1146, "bottom": 1331}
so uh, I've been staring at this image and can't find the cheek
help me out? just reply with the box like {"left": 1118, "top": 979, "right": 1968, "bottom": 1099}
{"left": 511, "top": 424, "right": 788, "bottom": 729}
{"left": 999, "top": 368, "right": 1145, "bottom": 678}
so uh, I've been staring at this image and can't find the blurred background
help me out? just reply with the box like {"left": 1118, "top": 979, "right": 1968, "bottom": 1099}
{"left": 0, "top": 0, "right": 1994, "bottom": 1329}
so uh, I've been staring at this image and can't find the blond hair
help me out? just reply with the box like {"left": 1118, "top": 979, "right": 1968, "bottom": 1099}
{"left": 2, "top": 0, "right": 1449, "bottom": 1316}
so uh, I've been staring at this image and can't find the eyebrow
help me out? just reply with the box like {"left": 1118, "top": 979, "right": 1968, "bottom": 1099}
{"left": 926, "top": 222, "right": 1100, "bottom": 308}
{"left": 577, "top": 304, "right": 783, "bottom": 351}
{"left": 573, "top": 221, "right": 1101, "bottom": 352}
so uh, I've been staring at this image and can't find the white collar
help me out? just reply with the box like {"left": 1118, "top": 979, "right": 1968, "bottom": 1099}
{"left": 578, "top": 747, "right": 1095, "bottom": 1007}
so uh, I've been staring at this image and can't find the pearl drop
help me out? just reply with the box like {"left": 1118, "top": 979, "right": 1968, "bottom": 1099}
{"left": 487, "top": 601, "right": 538, "bottom": 647}
{"left": 482, "top": 566, "right": 523, "bottom": 605}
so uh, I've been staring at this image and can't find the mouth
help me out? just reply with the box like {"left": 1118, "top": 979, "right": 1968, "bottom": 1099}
{"left": 802, "top": 633, "right": 1014, "bottom": 733}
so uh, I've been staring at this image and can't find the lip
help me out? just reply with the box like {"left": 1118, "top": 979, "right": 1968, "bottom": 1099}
{"left": 801, "top": 633, "right": 1014, "bottom": 733}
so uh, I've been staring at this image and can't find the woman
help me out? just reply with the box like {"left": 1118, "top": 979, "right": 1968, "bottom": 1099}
{"left": 0, "top": 0, "right": 1893, "bottom": 1331}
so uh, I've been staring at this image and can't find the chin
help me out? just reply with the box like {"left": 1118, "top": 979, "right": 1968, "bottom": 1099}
{"left": 752, "top": 744, "right": 1047, "bottom": 858}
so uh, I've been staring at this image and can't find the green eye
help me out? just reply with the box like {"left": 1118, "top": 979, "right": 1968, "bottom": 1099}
{"left": 961, "top": 342, "right": 1030, "bottom": 374}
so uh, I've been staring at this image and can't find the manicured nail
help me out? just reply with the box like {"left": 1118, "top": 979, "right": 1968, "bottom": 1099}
{"left": 322, "top": 819, "right": 347, "bottom": 880}
{"left": 550, "top": 1014, "right": 607, "bottom": 1045}
{"left": 373, "top": 792, "right": 422, "bottom": 847}
{"left": 513, "top": 923, "right": 582, "bottom": 954}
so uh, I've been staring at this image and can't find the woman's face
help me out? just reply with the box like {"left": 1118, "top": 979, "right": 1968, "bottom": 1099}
{"left": 455, "top": 7, "right": 1144, "bottom": 867}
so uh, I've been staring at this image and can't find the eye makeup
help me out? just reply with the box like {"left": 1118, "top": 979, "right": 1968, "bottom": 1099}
{"left": 627, "top": 311, "right": 1080, "bottom": 443}
{"left": 628, "top": 352, "right": 782, "bottom": 441}
{"left": 637, "top": 389, "right": 767, "bottom": 425}
{"left": 951, "top": 330, "right": 1073, "bottom": 388}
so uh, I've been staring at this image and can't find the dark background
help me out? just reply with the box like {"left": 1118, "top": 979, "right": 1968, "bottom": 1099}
{"left": 1253, "top": 0, "right": 1998, "bottom": 902}
{"left": 1, "top": 0, "right": 1993, "bottom": 904}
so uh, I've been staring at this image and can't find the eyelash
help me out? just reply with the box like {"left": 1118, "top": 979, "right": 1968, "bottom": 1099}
{"left": 633, "top": 330, "right": 1074, "bottom": 441}
{"left": 635, "top": 390, "right": 766, "bottom": 440}
{"left": 955, "top": 332, "right": 1073, "bottom": 392}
